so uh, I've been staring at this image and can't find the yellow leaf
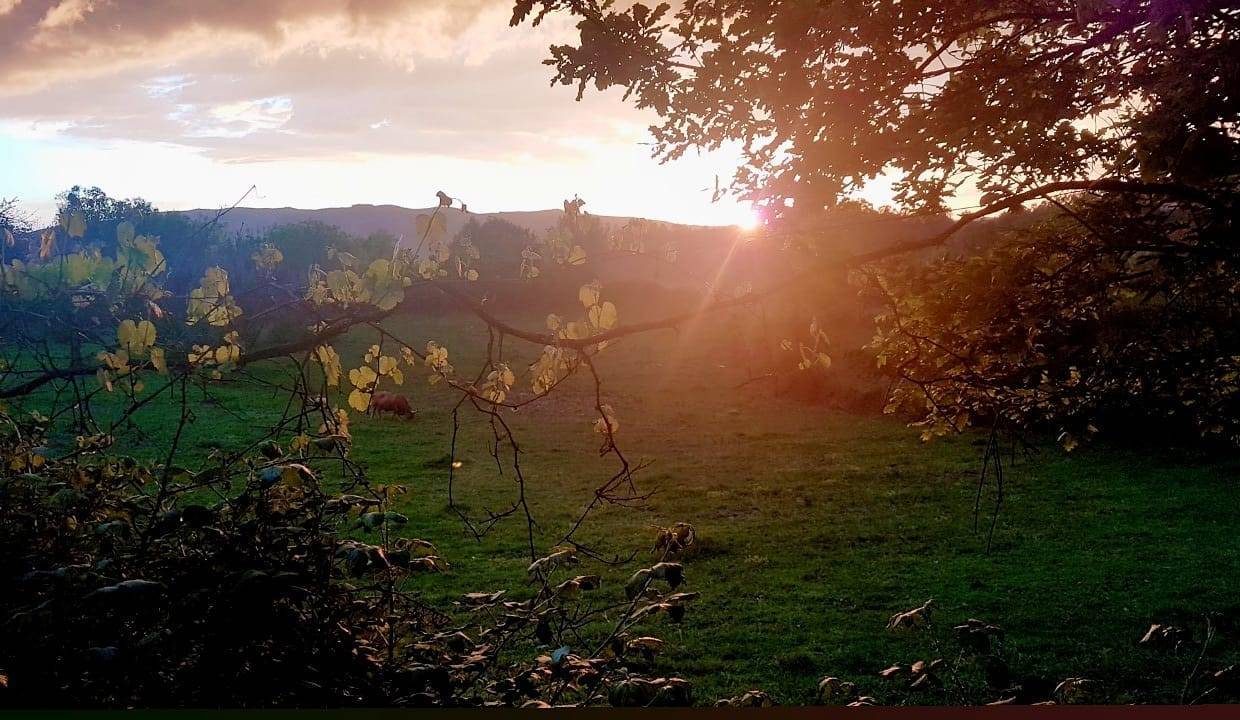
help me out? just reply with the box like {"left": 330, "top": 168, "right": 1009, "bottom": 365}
{"left": 578, "top": 281, "right": 601, "bottom": 308}
{"left": 214, "top": 345, "right": 238, "bottom": 365}
{"left": 347, "top": 389, "right": 372, "bottom": 412}
{"left": 589, "top": 301, "right": 618, "bottom": 330}
{"left": 314, "top": 345, "right": 342, "bottom": 387}
{"left": 150, "top": 347, "right": 167, "bottom": 374}
{"left": 117, "top": 319, "right": 156, "bottom": 358}
{"left": 348, "top": 365, "right": 378, "bottom": 389}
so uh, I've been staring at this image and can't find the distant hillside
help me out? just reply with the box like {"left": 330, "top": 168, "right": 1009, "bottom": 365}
{"left": 172, "top": 202, "right": 965, "bottom": 293}
{"left": 176, "top": 204, "right": 696, "bottom": 250}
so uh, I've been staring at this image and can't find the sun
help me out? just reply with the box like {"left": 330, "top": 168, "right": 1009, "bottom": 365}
{"left": 734, "top": 205, "right": 763, "bottom": 231}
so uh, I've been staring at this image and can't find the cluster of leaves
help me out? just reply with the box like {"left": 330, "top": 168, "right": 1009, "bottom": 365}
{"left": 708, "top": 601, "right": 1240, "bottom": 706}
{"left": 0, "top": 408, "right": 717, "bottom": 707}
{"left": 868, "top": 192, "right": 1239, "bottom": 449}
{"left": 512, "top": 0, "right": 1240, "bottom": 456}
{"left": 513, "top": 1, "right": 1238, "bottom": 219}
{"left": 518, "top": 198, "right": 593, "bottom": 279}
{"left": 0, "top": 191, "right": 731, "bottom": 707}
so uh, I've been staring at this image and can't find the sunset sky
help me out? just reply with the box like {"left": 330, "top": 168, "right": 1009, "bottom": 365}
{"left": 0, "top": 0, "right": 790, "bottom": 226}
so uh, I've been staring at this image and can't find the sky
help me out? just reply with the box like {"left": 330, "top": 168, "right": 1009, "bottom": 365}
{"left": 0, "top": 0, "right": 768, "bottom": 227}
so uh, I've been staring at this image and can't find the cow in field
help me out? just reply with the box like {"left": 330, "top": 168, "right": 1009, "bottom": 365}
{"left": 368, "top": 391, "right": 416, "bottom": 419}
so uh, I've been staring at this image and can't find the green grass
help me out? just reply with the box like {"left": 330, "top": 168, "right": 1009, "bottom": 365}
{"left": 21, "top": 306, "right": 1240, "bottom": 704}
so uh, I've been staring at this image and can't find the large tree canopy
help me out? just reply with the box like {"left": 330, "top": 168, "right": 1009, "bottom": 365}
{"left": 513, "top": 1, "right": 1238, "bottom": 220}
{"left": 512, "top": 1, "right": 1240, "bottom": 449}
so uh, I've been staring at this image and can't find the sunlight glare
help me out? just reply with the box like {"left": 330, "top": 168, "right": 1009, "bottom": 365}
{"left": 735, "top": 205, "right": 762, "bottom": 232}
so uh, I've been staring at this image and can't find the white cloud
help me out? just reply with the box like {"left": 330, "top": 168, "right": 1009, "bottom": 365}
{"left": 37, "top": 0, "right": 94, "bottom": 29}
{"left": 0, "top": 1, "right": 757, "bottom": 226}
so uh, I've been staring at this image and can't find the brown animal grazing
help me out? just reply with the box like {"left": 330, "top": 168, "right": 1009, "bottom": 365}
{"left": 368, "top": 391, "right": 415, "bottom": 419}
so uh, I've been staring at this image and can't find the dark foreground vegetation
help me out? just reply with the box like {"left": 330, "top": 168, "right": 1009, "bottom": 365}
{"left": 6, "top": 303, "right": 1238, "bottom": 706}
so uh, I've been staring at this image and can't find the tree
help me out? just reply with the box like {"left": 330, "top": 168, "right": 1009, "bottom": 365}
{"left": 511, "top": 1, "right": 1240, "bottom": 448}
{"left": 455, "top": 217, "right": 536, "bottom": 280}
{"left": 0, "top": 198, "right": 31, "bottom": 236}
{"left": 55, "top": 185, "right": 155, "bottom": 255}
{"left": 513, "top": 1, "right": 1236, "bottom": 218}
{"left": 137, "top": 210, "right": 222, "bottom": 294}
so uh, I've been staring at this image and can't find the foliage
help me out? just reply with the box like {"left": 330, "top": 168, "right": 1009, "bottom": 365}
{"left": 55, "top": 185, "right": 156, "bottom": 257}
{"left": 0, "top": 408, "right": 722, "bottom": 706}
{"left": 0, "top": 190, "right": 731, "bottom": 707}
{"left": 455, "top": 217, "right": 538, "bottom": 281}
{"left": 513, "top": 1, "right": 1237, "bottom": 214}
{"left": 513, "top": 0, "right": 1240, "bottom": 449}
{"left": 869, "top": 192, "right": 1240, "bottom": 449}
{"left": 0, "top": 198, "right": 32, "bottom": 240}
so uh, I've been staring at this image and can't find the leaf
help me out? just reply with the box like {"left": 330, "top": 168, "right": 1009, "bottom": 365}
{"left": 150, "top": 347, "right": 167, "bottom": 374}
{"left": 315, "top": 345, "right": 342, "bottom": 386}
{"left": 348, "top": 389, "right": 372, "bottom": 412}
{"left": 578, "top": 281, "right": 601, "bottom": 308}
{"left": 360, "top": 258, "right": 404, "bottom": 310}
{"left": 348, "top": 365, "right": 378, "bottom": 389}
{"left": 589, "top": 301, "right": 618, "bottom": 329}
{"left": 214, "top": 344, "right": 238, "bottom": 365}
{"left": 117, "top": 319, "right": 156, "bottom": 358}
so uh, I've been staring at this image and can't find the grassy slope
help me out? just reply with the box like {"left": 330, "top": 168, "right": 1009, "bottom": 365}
{"left": 30, "top": 306, "right": 1240, "bottom": 704}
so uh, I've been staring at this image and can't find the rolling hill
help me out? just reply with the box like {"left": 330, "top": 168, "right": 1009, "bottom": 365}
{"left": 177, "top": 204, "right": 701, "bottom": 250}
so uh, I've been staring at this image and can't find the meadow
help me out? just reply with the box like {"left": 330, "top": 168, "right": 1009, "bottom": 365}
{"left": 41, "top": 299, "right": 1240, "bottom": 705}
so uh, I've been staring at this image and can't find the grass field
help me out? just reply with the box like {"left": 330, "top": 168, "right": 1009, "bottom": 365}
{"left": 27, "top": 303, "right": 1240, "bottom": 704}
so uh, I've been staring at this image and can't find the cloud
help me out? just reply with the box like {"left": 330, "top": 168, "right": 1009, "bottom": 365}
{"left": 0, "top": 1, "right": 638, "bottom": 163}
{"left": 0, "top": 1, "right": 757, "bottom": 228}
{"left": 0, "top": 1, "right": 497, "bottom": 89}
